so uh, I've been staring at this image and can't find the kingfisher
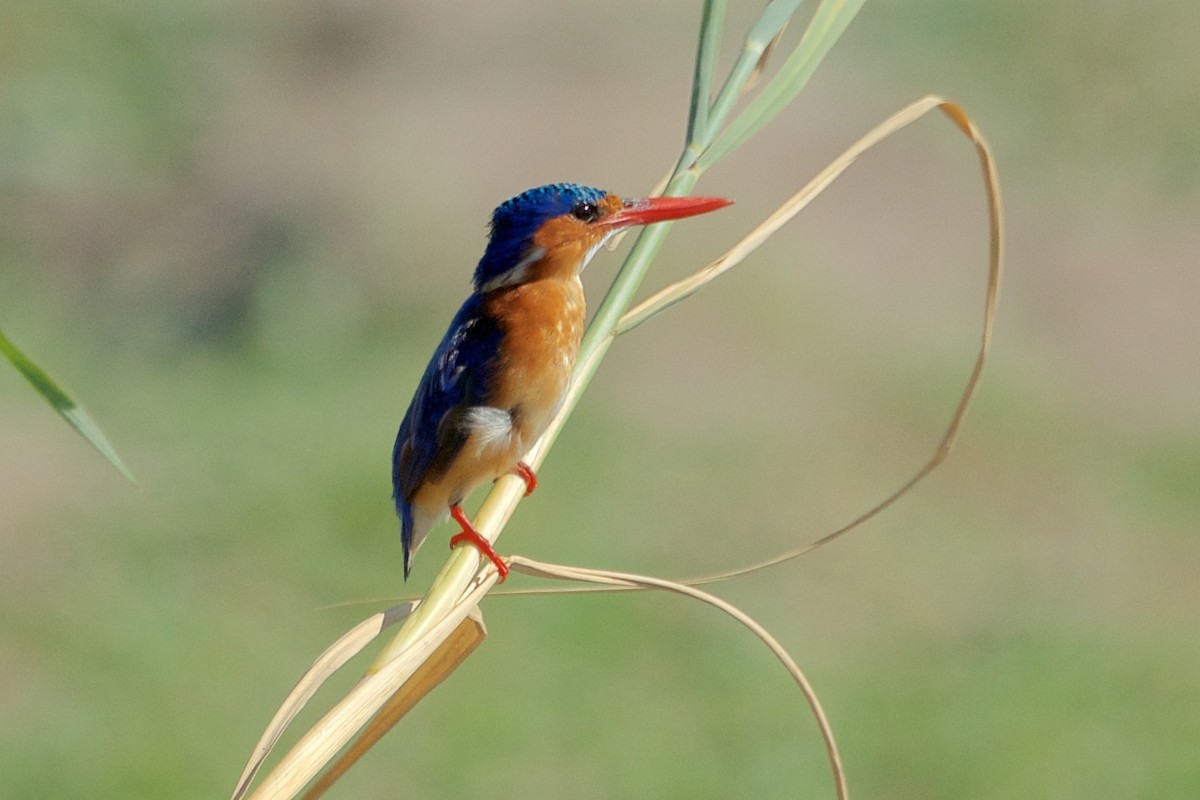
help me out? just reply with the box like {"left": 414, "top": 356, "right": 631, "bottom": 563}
{"left": 392, "top": 182, "right": 732, "bottom": 580}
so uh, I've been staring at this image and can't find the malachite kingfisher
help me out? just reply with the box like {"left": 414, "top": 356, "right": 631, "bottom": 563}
{"left": 392, "top": 182, "right": 732, "bottom": 580}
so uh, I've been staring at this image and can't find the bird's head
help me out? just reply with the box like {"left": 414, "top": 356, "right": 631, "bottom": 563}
{"left": 473, "top": 182, "right": 731, "bottom": 293}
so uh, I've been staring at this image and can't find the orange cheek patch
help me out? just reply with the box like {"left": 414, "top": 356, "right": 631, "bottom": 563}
{"left": 529, "top": 218, "right": 603, "bottom": 281}
{"left": 532, "top": 217, "right": 598, "bottom": 252}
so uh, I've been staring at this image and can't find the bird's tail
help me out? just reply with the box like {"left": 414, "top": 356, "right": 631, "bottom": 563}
{"left": 401, "top": 504, "right": 416, "bottom": 579}
{"left": 400, "top": 502, "right": 442, "bottom": 580}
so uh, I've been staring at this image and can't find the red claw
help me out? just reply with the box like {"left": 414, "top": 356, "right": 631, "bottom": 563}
{"left": 448, "top": 504, "right": 509, "bottom": 582}
{"left": 514, "top": 461, "right": 537, "bottom": 496}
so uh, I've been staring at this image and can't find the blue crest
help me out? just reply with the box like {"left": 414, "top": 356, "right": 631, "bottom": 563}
{"left": 472, "top": 183, "right": 609, "bottom": 290}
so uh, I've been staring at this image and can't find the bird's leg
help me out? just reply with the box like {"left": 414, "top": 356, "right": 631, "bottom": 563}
{"left": 448, "top": 504, "right": 509, "bottom": 581}
{"left": 513, "top": 461, "right": 537, "bottom": 496}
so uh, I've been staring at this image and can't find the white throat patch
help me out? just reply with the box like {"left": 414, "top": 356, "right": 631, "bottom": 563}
{"left": 478, "top": 246, "right": 547, "bottom": 293}
{"left": 581, "top": 229, "right": 622, "bottom": 273}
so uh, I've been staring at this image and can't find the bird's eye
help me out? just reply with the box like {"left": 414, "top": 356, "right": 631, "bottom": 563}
{"left": 570, "top": 202, "right": 602, "bottom": 223}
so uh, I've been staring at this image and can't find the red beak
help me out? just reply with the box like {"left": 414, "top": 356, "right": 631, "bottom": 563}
{"left": 603, "top": 195, "right": 733, "bottom": 228}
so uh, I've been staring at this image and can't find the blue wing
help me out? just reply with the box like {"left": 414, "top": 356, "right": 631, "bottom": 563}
{"left": 392, "top": 294, "right": 502, "bottom": 569}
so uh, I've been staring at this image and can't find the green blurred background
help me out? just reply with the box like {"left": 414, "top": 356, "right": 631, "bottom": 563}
{"left": 2, "top": 1, "right": 1197, "bottom": 797}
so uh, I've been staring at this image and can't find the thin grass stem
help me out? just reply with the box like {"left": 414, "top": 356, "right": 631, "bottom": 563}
{"left": 699, "top": 0, "right": 866, "bottom": 171}
{"left": 686, "top": 0, "right": 726, "bottom": 147}
{"left": 694, "top": 0, "right": 804, "bottom": 159}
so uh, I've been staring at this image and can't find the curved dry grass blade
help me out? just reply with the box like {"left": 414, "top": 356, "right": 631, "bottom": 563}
{"left": 636, "top": 98, "right": 1004, "bottom": 583}
{"left": 0, "top": 327, "right": 137, "bottom": 483}
{"left": 302, "top": 613, "right": 487, "bottom": 800}
{"left": 230, "top": 603, "right": 417, "bottom": 800}
{"left": 508, "top": 555, "right": 847, "bottom": 800}
{"left": 243, "top": 582, "right": 493, "bottom": 800}
{"left": 692, "top": 96, "right": 1003, "bottom": 582}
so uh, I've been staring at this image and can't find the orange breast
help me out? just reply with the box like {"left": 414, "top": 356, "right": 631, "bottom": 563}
{"left": 485, "top": 274, "right": 586, "bottom": 447}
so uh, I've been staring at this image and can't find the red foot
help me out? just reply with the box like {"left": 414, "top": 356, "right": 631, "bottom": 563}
{"left": 448, "top": 504, "right": 509, "bottom": 582}
{"left": 513, "top": 461, "right": 537, "bottom": 496}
